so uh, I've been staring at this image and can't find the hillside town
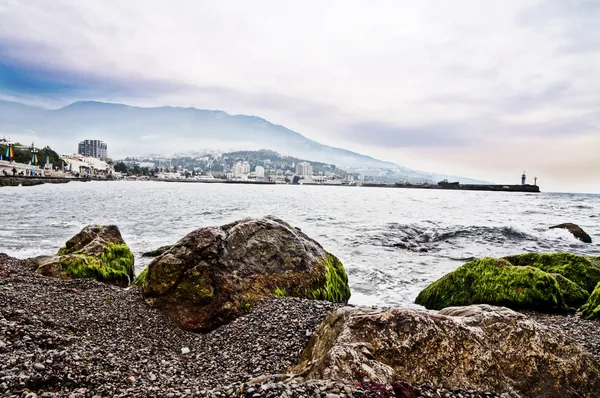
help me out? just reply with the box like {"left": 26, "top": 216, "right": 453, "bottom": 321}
{"left": 0, "top": 139, "right": 390, "bottom": 185}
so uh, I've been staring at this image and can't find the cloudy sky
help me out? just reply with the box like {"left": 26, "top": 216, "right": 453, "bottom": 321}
{"left": 1, "top": 0, "right": 599, "bottom": 192}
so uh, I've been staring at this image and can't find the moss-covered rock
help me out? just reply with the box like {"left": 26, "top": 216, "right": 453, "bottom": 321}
{"left": 502, "top": 252, "right": 600, "bottom": 293}
{"left": 415, "top": 258, "right": 578, "bottom": 312}
{"left": 142, "top": 216, "right": 351, "bottom": 331}
{"left": 312, "top": 252, "right": 351, "bottom": 302}
{"left": 581, "top": 281, "right": 600, "bottom": 320}
{"left": 417, "top": 253, "right": 600, "bottom": 313}
{"left": 35, "top": 225, "right": 135, "bottom": 287}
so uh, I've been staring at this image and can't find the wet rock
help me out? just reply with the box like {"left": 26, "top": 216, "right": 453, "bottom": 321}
{"left": 33, "top": 225, "right": 135, "bottom": 287}
{"left": 416, "top": 253, "right": 600, "bottom": 312}
{"left": 142, "top": 216, "right": 350, "bottom": 331}
{"left": 291, "top": 305, "right": 600, "bottom": 398}
{"left": 550, "top": 223, "right": 592, "bottom": 243}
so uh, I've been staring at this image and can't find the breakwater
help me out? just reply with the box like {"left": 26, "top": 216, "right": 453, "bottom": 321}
{"left": 0, "top": 176, "right": 89, "bottom": 187}
{"left": 362, "top": 182, "right": 541, "bottom": 192}
{"left": 125, "top": 178, "right": 543, "bottom": 193}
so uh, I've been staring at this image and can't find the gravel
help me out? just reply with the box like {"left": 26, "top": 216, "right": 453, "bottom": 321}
{"left": 1, "top": 253, "right": 598, "bottom": 398}
{"left": 520, "top": 310, "right": 600, "bottom": 362}
{"left": 0, "top": 255, "right": 341, "bottom": 397}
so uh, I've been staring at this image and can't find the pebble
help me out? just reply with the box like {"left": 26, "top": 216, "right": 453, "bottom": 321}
{"left": 32, "top": 362, "right": 45, "bottom": 371}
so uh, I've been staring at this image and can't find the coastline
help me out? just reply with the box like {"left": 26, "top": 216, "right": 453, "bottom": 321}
{"left": 0, "top": 175, "right": 541, "bottom": 193}
{"left": 0, "top": 176, "right": 90, "bottom": 187}
{"left": 1, "top": 254, "right": 598, "bottom": 397}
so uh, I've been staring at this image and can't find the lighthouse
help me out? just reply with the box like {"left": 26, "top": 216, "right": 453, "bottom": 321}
{"left": 521, "top": 171, "right": 526, "bottom": 186}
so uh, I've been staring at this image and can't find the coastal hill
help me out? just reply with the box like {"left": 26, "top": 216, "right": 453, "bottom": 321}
{"left": 0, "top": 100, "right": 483, "bottom": 183}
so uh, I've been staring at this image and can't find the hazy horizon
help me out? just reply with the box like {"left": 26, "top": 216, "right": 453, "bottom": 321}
{"left": 1, "top": 1, "right": 599, "bottom": 192}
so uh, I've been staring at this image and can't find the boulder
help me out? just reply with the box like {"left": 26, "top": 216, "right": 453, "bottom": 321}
{"left": 550, "top": 223, "right": 592, "bottom": 243}
{"left": 291, "top": 305, "right": 600, "bottom": 397}
{"left": 34, "top": 225, "right": 134, "bottom": 287}
{"left": 142, "top": 216, "right": 351, "bottom": 331}
{"left": 416, "top": 253, "right": 600, "bottom": 312}
{"left": 581, "top": 281, "right": 600, "bottom": 320}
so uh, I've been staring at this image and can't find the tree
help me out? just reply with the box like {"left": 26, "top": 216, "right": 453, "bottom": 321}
{"left": 292, "top": 175, "right": 301, "bottom": 184}
{"left": 114, "top": 162, "right": 128, "bottom": 173}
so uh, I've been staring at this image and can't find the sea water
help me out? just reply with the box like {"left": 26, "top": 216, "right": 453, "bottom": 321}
{"left": 1, "top": 181, "right": 598, "bottom": 307}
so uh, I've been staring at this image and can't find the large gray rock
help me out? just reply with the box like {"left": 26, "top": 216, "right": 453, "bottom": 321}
{"left": 33, "top": 225, "right": 134, "bottom": 287}
{"left": 291, "top": 305, "right": 600, "bottom": 398}
{"left": 141, "top": 216, "right": 351, "bottom": 331}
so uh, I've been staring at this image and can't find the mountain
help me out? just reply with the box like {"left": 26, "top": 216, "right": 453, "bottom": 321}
{"left": 0, "top": 100, "right": 483, "bottom": 183}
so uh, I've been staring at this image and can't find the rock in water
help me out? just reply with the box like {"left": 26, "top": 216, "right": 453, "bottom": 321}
{"left": 141, "top": 245, "right": 173, "bottom": 258}
{"left": 416, "top": 253, "right": 600, "bottom": 312}
{"left": 141, "top": 216, "right": 351, "bottom": 331}
{"left": 291, "top": 305, "right": 600, "bottom": 397}
{"left": 550, "top": 223, "right": 592, "bottom": 243}
{"left": 33, "top": 225, "right": 135, "bottom": 287}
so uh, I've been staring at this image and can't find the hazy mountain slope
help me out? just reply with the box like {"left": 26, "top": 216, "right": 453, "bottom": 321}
{"left": 0, "top": 100, "right": 484, "bottom": 183}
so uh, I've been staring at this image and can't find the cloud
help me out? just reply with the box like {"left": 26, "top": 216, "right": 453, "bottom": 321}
{"left": 0, "top": 0, "right": 599, "bottom": 191}
{"left": 341, "top": 121, "right": 468, "bottom": 148}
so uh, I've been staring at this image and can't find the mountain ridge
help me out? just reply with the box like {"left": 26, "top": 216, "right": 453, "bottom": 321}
{"left": 0, "top": 99, "right": 482, "bottom": 183}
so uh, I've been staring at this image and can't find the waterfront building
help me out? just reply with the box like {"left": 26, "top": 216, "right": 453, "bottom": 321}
{"left": 295, "top": 161, "right": 313, "bottom": 176}
{"left": 232, "top": 161, "right": 251, "bottom": 178}
{"left": 255, "top": 165, "right": 265, "bottom": 178}
{"left": 78, "top": 140, "right": 108, "bottom": 160}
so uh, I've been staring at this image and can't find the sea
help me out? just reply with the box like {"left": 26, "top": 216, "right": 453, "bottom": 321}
{"left": 1, "top": 181, "right": 599, "bottom": 307}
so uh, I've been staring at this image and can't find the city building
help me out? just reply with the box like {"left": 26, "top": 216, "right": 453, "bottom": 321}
{"left": 78, "top": 140, "right": 108, "bottom": 160}
{"left": 255, "top": 165, "right": 265, "bottom": 178}
{"left": 232, "top": 161, "right": 251, "bottom": 178}
{"left": 295, "top": 161, "right": 313, "bottom": 176}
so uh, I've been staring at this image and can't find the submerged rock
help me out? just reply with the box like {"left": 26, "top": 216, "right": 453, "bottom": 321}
{"left": 142, "top": 216, "right": 350, "bottom": 331}
{"left": 581, "top": 281, "right": 600, "bottom": 320}
{"left": 33, "top": 225, "right": 134, "bottom": 287}
{"left": 141, "top": 245, "right": 173, "bottom": 258}
{"left": 416, "top": 253, "right": 600, "bottom": 312}
{"left": 550, "top": 223, "right": 592, "bottom": 243}
{"left": 291, "top": 305, "right": 600, "bottom": 397}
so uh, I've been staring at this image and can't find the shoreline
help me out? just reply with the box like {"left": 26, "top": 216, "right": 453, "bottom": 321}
{"left": 0, "top": 175, "right": 541, "bottom": 193}
{"left": 1, "top": 254, "right": 598, "bottom": 397}
{"left": 0, "top": 176, "right": 90, "bottom": 187}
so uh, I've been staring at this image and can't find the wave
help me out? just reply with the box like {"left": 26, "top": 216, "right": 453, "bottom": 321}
{"left": 371, "top": 223, "right": 538, "bottom": 252}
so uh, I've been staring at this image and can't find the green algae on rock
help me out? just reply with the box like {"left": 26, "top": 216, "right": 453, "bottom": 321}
{"left": 35, "top": 225, "right": 135, "bottom": 287}
{"left": 132, "top": 267, "right": 148, "bottom": 288}
{"left": 502, "top": 252, "right": 600, "bottom": 293}
{"left": 142, "top": 216, "right": 351, "bottom": 331}
{"left": 415, "top": 258, "right": 574, "bottom": 312}
{"left": 581, "top": 281, "right": 600, "bottom": 320}
{"left": 312, "top": 252, "right": 351, "bottom": 303}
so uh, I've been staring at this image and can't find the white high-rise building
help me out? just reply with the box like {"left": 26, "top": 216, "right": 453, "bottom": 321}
{"left": 255, "top": 165, "right": 265, "bottom": 178}
{"left": 232, "top": 161, "right": 251, "bottom": 177}
{"left": 295, "top": 161, "right": 313, "bottom": 176}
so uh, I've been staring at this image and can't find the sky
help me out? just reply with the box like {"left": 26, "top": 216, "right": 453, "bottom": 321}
{"left": 0, "top": 0, "right": 599, "bottom": 192}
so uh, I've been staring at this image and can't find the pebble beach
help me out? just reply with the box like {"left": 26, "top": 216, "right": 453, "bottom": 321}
{"left": 2, "top": 254, "right": 599, "bottom": 397}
